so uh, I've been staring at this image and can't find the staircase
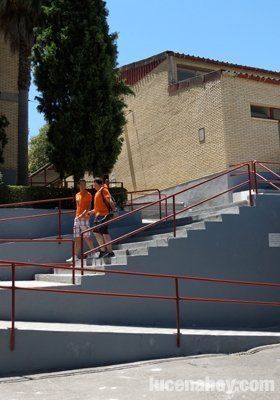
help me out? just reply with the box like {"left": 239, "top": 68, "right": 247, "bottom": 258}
{"left": 1, "top": 159, "right": 280, "bottom": 377}
{"left": 0, "top": 193, "right": 280, "bottom": 376}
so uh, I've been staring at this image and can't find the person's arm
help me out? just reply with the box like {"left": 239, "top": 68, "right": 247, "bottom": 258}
{"left": 104, "top": 189, "right": 115, "bottom": 212}
{"left": 77, "top": 209, "right": 90, "bottom": 218}
{"left": 108, "top": 197, "right": 116, "bottom": 212}
{"left": 87, "top": 195, "right": 95, "bottom": 216}
{"left": 87, "top": 208, "right": 95, "bottom": 216}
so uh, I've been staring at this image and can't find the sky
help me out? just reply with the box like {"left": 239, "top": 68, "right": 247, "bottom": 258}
{"left": 28, "top": 0, "right": 280, "bottom": 137}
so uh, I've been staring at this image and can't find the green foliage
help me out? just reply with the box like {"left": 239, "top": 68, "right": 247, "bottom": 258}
{"left": 28, "top": 124, "right": 50, "bottom": 173}
{"left": 32, "top": 0, "right": 132, "bottom": 181}
{"left": 0, "top": 0, "right": 44, "bottom": 53}
{"left": 0, "top": 185, "right": 75, "bottom": 208}
{"left": 0, "top": 171, "right": 4, "bottom": 186}
{"left": 0, "top": 115, "right": 9, "bottom": 164}
{"left": 0, "top": 185, "right": 127, "bottom": 209}
{"left": 0, "top": 0, "right": 45, "bottom": 184}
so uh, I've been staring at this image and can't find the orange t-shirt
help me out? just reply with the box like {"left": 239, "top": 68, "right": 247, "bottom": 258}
{"left": 76, "top": 190, "right": 92, "bottom": 218}
{"left": 94, "top": 187, "right": 111, "bottom": 216}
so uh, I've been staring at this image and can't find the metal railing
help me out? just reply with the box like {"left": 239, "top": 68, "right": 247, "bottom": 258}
{"left": 0, "top": 197, "right": 75, "bottom": 239}
{"left": 126, "top": 189, "right": 167, "bottom": 219}
{"left": 29, "top": 162, "right": 125, "bottom": 189}
{"left": 0, "top": 238, "right": 76, "bottom": 282}
{"left": 2, "top": 160, "right": 279, "bottom": 277}
{"left": 253, "top": 161, "right": 280, "bottom": 193}
{"left": 80, "top": 162, "right": 253, "bottom": 270}
{"left": 0, "top": 188, "right": 163, "bottom": 238}
{"left": 1, "top": 260, "right": 280, "bottom": 351}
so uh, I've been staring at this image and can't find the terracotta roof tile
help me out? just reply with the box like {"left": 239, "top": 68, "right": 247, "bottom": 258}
{"left": 119, "top": 51, "right": 280, "bottom": 86}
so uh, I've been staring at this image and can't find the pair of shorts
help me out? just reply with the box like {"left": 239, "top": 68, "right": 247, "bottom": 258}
{"left": 73, "top": 217, "right": 91, "bottom": 238}
{"left": 94, "top": 215, "right": 110, "bottom": 235}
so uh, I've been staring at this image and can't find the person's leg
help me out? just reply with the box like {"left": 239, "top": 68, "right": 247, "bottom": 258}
{"left": 74, "top": 237, "right": 81, "bottom": 256}
{"left": 94, "top": 232, "right": 107, "bottom": 252}
{"left": 80, "top": 218, "right": 95, "bottom": 255}
{"left": 67, "top": 218, "right": 80, "bottom": 261}
{"left": 103, "top": 234, "right": 113, "bottom": 253}
{"left": 85, "top": 237, "right": 95, "bottom": 253}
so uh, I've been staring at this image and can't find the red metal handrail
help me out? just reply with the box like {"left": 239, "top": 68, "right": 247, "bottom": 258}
{"left": 29, "top": 163, "right": 53, "bottom": 178}
{"left": 126, "top": 189, "right": 166, "bottom": 218}
{"left": 0, "top": 196, "right": 75, "bottom": 239}
{"left": 253, "top": 161, "right": 280, "bottom": 193}
{"left": 1, "top": 259, "right": 280, "bottom": 351}
{"left": 0, "top": 238, "right": 76, "bottom": 284}
{"left": 0, "top": 196, "right": 74, "bottom": 208}
{"left": 80, "top": 162, "right": 252, "bottom": 270}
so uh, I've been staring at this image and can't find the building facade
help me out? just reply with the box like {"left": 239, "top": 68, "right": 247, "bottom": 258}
{"left": 0, "top": 35, "right": 19, "bottom": 184}
{"left": 112, "top": 51, "right": 280, "bottom": 191}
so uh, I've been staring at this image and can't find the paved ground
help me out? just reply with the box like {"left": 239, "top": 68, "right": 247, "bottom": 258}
{"left": 0, "top": 343, "right": 279, "bottom": 400}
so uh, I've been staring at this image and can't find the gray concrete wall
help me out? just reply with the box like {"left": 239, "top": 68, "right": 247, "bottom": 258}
{"left": 135, "top": 173, "right": 232, "bottom": 210}
{"left": 1, "top": 322, "right": 280, "bottom": 376}
{"left": 0, "top": 209, "right": 143, "bottom": 239}
{"left": 0, "top": 208, "right": 74, "bottom": 239}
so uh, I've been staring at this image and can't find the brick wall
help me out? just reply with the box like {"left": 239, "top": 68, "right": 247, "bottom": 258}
{"left": 0, "top": 35, "right": 19, "bottom": 175}
{"left": 113, "top": 60, "right": 227, "bottom": 191}
{"left": 221, "top": 73, "right": 280, "bottom": 165}
{"left": 113, "top": 58, "right": 280, "bottom": 192}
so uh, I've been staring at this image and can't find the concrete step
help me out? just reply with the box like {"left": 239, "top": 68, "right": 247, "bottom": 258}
{"left": 36, "top": 220, "right": 224, "bottom": 278}
{"left": 0, "top": 280, "right": 72, "bottom": 288}
{"left": 1, "top": 320, "right": 280, "bottom": 376}
{"left": 118, "top": 229, "right": 190, "bottom": 251}
{"left": 37, "top": 222, "right": 210, "bottom": 279}
{"left": 35, "top": 271, "right": 104, "bottom": 284}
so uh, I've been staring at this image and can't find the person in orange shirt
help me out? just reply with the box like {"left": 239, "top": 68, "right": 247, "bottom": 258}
{"left": 88, "top": 177, "right": 116, "bottom": 258}
{"left": 67, "top": 179, "right": 95, "bottom": 262}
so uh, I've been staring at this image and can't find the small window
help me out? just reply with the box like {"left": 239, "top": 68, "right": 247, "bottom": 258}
{"left": 176, "top": 66, "right": 210, "bottom": 82}
{"left": 251, "top": 105, "right": 280, "bottom": 121}
{"left": 177, "top": 68, "right": 197, "bottom": 82}
{"left": 251, "top": 105, "right": 270, "bottom": 119}
{"left": 198, "top": 128, "right": 205, "bottom": 143}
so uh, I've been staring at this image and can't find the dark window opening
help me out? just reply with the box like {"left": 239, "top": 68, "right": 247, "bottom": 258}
{"left": 251, "top": 105, "right": 280, "bottom": 121}
{"left": 176, "top": 65, "right": 212, "bottom": 82}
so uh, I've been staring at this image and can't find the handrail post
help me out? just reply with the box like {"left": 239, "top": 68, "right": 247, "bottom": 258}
{"left": 130, "top": 192, "right": 133, "bottom": 211}
{"left": 172, "top": 195, "right": 176, "bottom": 237}
{"left": 165, "top": 196, "right": 168, "bottom": 218}
{"left": 57, "top": 200, "right": 62, "bottom": 240}
{"left": 81, "top": 231, "right": 84, "bottom": 275}
{"left": 175, "top": 278, "right": 181, "bottom": 348}
{"left": 158, "top": 191, "right": 162, "bottom": 220}
{"left": 72, "top": 241, "right": 76, "bottom": 284}
{"left": 248, "top": 163, "right": 254, "bottom": 207}
{"left": 44, "top": 168, "right": 47, "bottom": 186}
{"left": 10, "top": 263, "right": 16, "bottom": 351}
{"left": 253, "top": 161, "right": 258, "bottom": 195}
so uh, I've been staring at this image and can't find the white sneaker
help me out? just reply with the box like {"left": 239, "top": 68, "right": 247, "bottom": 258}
{"left": 66, "top": 256, "right": 79, "bottom": 263}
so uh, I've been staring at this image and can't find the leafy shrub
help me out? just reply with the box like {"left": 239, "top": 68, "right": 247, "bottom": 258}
{"left": 0, "top": 185, "right": 127, "bottom": 210}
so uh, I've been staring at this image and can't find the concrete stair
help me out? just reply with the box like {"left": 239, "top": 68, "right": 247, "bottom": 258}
{"left": 33, "top": 220, "right": 216, "bottom": 283}
{"left": 1, "top": 194, "right": 280, "bottom": 377}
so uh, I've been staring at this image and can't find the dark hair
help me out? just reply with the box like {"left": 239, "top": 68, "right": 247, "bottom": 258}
{"left": 78, "top": 179, "right": 86, "bottom": 184}
{"left": 93, "top": 177, "right": 103, "bottom": 185}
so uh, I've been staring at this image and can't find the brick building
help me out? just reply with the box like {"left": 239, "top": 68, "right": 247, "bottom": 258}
{"left": 112, "top": 51, "right": 280, "bottom": 191}
{"left": 0, "top": 35, "right": 19, "bottom": 184}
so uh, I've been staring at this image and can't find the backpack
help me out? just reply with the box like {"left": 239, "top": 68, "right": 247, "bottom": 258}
{"left": 100, "top": 187, "right": 118, "bottom": 218}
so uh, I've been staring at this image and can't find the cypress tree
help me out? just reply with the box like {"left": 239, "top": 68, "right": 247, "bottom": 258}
{"left": 33, "top": 0, "right": 131, "bottom": 180}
